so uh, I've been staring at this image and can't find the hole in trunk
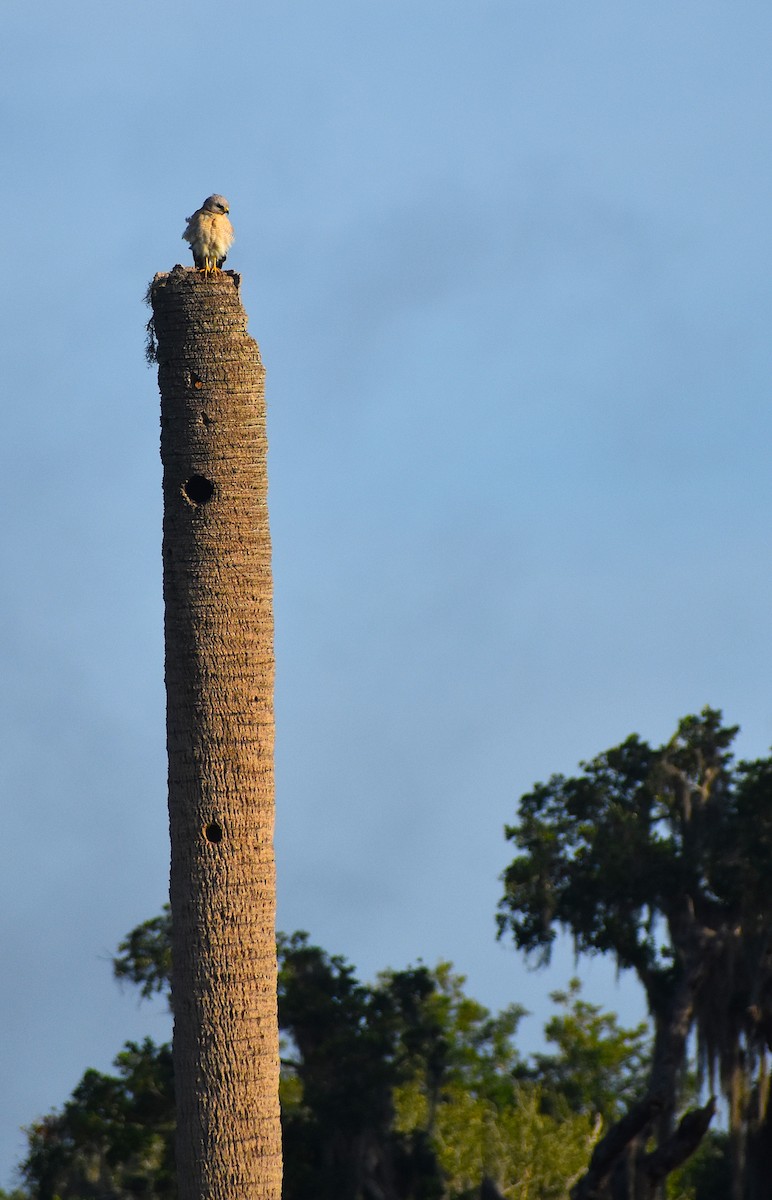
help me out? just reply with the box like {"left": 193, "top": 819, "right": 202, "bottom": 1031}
{"left": 182, "top": 475, "right": 214, "bottom": 505}
{"left": 204, "top": 822, "right": 223, "bottom": 844}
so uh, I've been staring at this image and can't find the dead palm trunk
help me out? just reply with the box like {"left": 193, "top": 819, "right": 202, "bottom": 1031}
{"left": 149, "top": 266, "right": 282, "bottom": 1200}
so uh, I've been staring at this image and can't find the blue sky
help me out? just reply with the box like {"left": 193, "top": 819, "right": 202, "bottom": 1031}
{"left": 3, "top": 0, "right": 772, "bottom": 1184}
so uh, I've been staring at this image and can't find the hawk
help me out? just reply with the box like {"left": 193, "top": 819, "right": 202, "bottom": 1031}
{"left": 182, "top": 194, "right": 234, "bottom": 274}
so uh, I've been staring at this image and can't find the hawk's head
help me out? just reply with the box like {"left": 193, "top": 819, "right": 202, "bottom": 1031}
{"left": 201, "top": 194, "right": 230, "bottom": 215}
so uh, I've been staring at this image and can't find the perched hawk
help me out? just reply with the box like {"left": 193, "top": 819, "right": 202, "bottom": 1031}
{"left": 182, "top": 194, "right": 234, "bottom": 274}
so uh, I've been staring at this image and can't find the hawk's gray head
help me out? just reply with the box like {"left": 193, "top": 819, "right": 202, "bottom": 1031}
{"left": 200, "top": 194, "right": 230, "bottom": 215}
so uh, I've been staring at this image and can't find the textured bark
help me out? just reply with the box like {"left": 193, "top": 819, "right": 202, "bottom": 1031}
{"left": 150, "top": 266, "right": 282, "bottom": 1200}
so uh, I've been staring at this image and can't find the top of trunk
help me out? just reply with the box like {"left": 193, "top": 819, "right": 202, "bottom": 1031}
{"left": 146, "top": 266, "right": 255, "bottom": 366}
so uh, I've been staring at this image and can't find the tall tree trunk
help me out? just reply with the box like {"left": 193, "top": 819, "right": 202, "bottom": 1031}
{"left": 150, "top": 266, "right": 282, "bottom": 1200}
{"left": 572, "top": 952, "right": 712, "bottom": 1200}
{"left": 747, "top": 1055, "right": 772, "bottom": 1200}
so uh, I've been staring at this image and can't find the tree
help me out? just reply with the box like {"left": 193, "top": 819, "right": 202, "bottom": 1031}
{"left": 422, "top": 1085, "right": 600, "bottom": 1200}
{"left": 666, "top": 1130, "right": 732, "bottom": 1200}
{"left": 113, "top": 908, "right": 172, "bottom": 1001}
{"left": 497, "top": 708, "right": 772, "bottom": 1199}
{"left": 149, "top": 269, "right": 282, "bottom": 1200}
{"left": 527, "top": 979, "right": 648, "bottom": 1125}
{"left": 389, "top": 963, "right": 604, "bottom": 1199}
{"left": 21, "top": 1039, "right": 175, "bottom": 1200}
{"left": 276, "top": 930, "right": 414, "bottom": 1200}
{"left": 18, "top": 914, "right": 649, "bottom": 1200}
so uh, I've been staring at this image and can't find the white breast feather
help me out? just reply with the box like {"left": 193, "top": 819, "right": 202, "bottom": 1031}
{"left": 183, "top": 211, "right": 234, "bottom": 263}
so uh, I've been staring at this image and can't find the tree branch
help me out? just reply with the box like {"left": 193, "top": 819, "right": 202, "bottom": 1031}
{"left": 569, "top": 1092, "right": 663, "bottom": 1200}
{"left": 644, "top": 1097, "right": 716, "bottom": 1184}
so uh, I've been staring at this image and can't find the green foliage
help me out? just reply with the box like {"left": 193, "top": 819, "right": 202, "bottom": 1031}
{"left": 529, "top": 978, "right": 649, "bottom": 1124}
{"left": 279, "top": 940, "right": 635, "bottom": 1199}
{"left": 277, "top": 930, "right": 413, "bottom": 1200}
{"left": 499, "top": 707, "right": 735, "bottom": 1007}
{"left": 665, "top": 1131, "right": 731, "bottom": 1200}
{"left": 21, "top": 1038, "right": 174, "bottom": 1200}
{"left": 18, "top": 705, "right": 772, "bottom": 1198}
{"left": 390, "top": 968, "right": 609, "bottom": 1198}
{"left": 498, "top": 707, "right": 772, "bottom": 1198}
{"left": 17, "top": 918, "right": 648, "bottom": 1200}
{"left": 427, "top": 1085, "right": 600, "bottom": 1200}
{"left": 112, "top": 908, "right": 172, "bottom": 1003}
{"left": 497, "top": 710, "right": 741, "bottom": 989}
{"left": 383, "top": 959, "right": 527, "bottom": 1110}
